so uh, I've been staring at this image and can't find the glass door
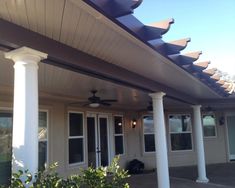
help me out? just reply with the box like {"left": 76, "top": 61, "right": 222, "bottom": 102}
{"left": 0, "top": 112, "right": 13, "bottom": 185}
{"left": 227, "top": 116, "right": 235, "bottom": 160}
{"left": 98, "top": 115, "right": 109, "bottom": 167}
{"left": 87, "top": 115, "right": 98, "bottom": 167}
{"left": 87, "top": 114, "right": 109, "bottom": 167}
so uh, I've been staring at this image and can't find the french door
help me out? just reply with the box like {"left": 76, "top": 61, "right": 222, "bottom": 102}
{"left": 87, "top": 113, "right": 110, "bottom": 167}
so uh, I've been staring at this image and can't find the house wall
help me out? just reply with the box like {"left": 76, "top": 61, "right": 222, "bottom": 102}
{"left": 0, "top": 94, "right": 230, "bottom": 177}
{"left": 121, "top": 110, "right": 228, "bottom": 169}
{"left": 203, "top": 111, "right": 228, "bottom": 164}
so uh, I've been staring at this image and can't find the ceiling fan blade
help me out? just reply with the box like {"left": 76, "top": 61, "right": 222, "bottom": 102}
{"left": 82, "top": 102, "right": 92, "bottom": 107}
{"left": 69, "top": 101, "right": 89, "bottom": 105}
{"left": 100, "top": 99, "right": 117, "bottom": 103}
{"left": 69, "top": 102, "right": 81, "bottom": 105}
{"left": 99, "top": 101, "right": 111, "bottom": 106}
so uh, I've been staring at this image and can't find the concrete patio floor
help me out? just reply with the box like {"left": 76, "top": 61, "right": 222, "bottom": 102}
{"left": 127, "top": 163, "right": 235, "bottom": 188}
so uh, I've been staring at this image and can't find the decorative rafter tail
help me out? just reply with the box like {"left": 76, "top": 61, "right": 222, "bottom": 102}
{"left": 183, "top": 51, "right": 202, "bottom": 59}
{"left": 131, "top": 0, "right": 143, "bottom": 9}
{"left": 147, "top": 18, "right": 174, "bottom": 36}
{"left": 222, "top": 83, "right": 229, "bottom": 89}
{"left": 203, "top": 68, "right": 217, "bottom": 76}
{"left": 193, "top": 61, "right": 210, "bottom": 70}
{"left": 169, "top": 51, "right": 202, "bottom": 66}
{"left": 155, "top": 38, "right": 191, "bottom": 55}
{"left": 216, "top": 79, "right": 225, "bottom": 85}
{"left": 84, "top": 0, "right": 141, "bottom": 18}
{"left": 118, "top": 15, "right": 164, "bottom": 41}
{"left": 211, "top": 74, "right": 221, "bottom": 81}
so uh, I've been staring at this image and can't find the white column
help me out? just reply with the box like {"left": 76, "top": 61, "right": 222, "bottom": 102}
{"left": 192, "top": 105, "right": 209, "bottom": 183}
{"left": 5, "top": 47, "right": 47, "bottom": 175}
{"left": 149, "top": 92, "right": 170, "bottom": 188}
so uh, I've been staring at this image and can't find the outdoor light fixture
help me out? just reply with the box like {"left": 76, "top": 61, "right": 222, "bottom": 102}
{"left": 131, "top": 119, "right": 137, "bottom": 129}
{"left": 219, "top": 116, "right": 225, "bottom": 126}
{"left": 89, "top": 103, "right": 100, "bottom": 108}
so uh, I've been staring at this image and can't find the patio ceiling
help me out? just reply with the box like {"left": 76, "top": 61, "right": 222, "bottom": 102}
{"left": 0, "top": 0, "right": 232, "bottom": 103}
{"left": 0, "top": 51, "right": 189, "bottom": 110}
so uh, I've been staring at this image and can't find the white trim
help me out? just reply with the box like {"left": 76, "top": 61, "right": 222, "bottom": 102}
{"left": 68, "top": 111, "right": 85, "bottom": 166}
{"left": 168, "top": 114, "right": 193, "bottom": 152}
{"left": 113, "top": 115, "right": 125, "bottom": 156}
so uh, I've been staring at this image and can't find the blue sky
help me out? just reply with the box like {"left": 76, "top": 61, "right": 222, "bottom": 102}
{"left": 134, "top": 0, "right": 235, "bottom": 76}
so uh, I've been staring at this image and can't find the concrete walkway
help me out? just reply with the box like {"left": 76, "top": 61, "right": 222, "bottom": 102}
{"left": 128, "top": 163, "right": 235, "bottom": 188}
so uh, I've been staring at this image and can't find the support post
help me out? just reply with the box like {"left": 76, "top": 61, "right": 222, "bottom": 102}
{"left": 5, "top": 47, "right": 47, "bottom": 175}
{"left": 192, "top": 105, "right": 209, "bottom": 183}
{"left": 149, "top": 92, "right": 170, "bottom": 188}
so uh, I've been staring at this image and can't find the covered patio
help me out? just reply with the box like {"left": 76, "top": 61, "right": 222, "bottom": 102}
{"left": 128, "top": 163, "right": 235, "bottom": 188}
{"left": 0, "top": 0, "right": 235, "bottom": 188}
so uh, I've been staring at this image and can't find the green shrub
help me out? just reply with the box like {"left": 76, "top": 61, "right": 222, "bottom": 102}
{"left": 0, "top": 157, "right": 129, "bottom": 188}
{"left": 80, "top": 157, "right": 129, "bottom": 188}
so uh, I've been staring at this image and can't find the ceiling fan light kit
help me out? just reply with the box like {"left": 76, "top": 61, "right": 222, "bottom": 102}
{"left": 89, "top": 103, "right": 100, "bottom": 108}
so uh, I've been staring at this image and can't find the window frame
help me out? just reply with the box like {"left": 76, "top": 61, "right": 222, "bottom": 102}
{"left": 168, "top": 114, "right": 193, "bottom": 152}
{"left": 113, "top": 115, "right": 125, "bottom": 156}
{"left": 142, "top": 115, "right": 155, "bottom": 153}
{"left": 68, "top": 111, "right": 85, "bottom": 166}
{"left": 202, "top": 113, "right": 217, "bottom": 138}
{"left": 0, "top": 108, "right": 50, "bottom": 168}
{"left": 38, "top": 110, "right": 49, "bottom": 168}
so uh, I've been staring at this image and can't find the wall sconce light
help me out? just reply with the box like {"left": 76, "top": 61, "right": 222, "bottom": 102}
{"left": 219, "top": 116, "right": 225, "bottom": 126}
{"left": 131, "top": 119, "right": 137, "bottom": 129}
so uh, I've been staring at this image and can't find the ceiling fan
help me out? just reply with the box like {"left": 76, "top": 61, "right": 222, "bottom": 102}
{"left": 75, "top": 90, "right": 118, "bottom": 108}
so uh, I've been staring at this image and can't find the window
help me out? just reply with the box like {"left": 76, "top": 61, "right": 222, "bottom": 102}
{"left": 38, "top": 111, "right": 48, "bottom": 170}
{"left": 0, "top": 112, "right": 12, "bottom": 185}
{"left": 143, "top": 116, "right": 155, "bottom": 152}
{"left": 202, "top": 114, "right": 216, "bottom": 137}
{"left": 0, "top": 110, "right": 49, "bottom": 184}
{"left": 68, "top": 112, "right": 84, "bottom": 164}
{"left": 114, "top": 116, "right": 124, "bottom": 155}
{"left": 169, "top": 114, "right": 192, "bottom": 151}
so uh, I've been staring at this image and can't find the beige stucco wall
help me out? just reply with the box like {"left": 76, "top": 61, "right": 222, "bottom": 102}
{"left": 120, "top": 110, "right": 228, "bottom": 170}
{"left": 203, "top": 111, "right": 228, "bottom": 164}
{"left": 0, "top": 93, "right": 230, "bottom": 176}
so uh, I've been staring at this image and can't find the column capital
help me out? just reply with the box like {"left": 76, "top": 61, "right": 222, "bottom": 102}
{"left": 149, "top": 92, "right": 166, "bottom": 99}
{"left": 4, "top": 47, "right": 47, "bottom": 63}
{"left": 191, "top": 105, "right": 202, "bottom": 110}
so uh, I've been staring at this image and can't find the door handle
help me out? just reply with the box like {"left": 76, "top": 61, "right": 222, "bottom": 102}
{"left": 96, "top": 147, "right": 101, "bottom": 153}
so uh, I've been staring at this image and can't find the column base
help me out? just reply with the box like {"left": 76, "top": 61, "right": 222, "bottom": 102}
{"left": 196, "top": 178, "right": 209, "bottom": 183}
